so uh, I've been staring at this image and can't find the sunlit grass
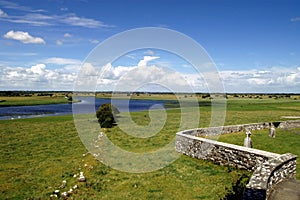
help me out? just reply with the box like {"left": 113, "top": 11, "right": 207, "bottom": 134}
{"left": 0, "top": 114, "right": 248, "bottom": 199}
{"left": 0, "top": 96, "right": 299, "bottom": 199}
{"left": 218, "top": 128, "right": 300, "bottom": 180}
{"left": 0, "top": 96, "right": 70, "bottom": 106}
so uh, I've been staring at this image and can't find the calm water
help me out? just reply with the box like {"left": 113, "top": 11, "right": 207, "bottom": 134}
{"left": 0, "top": 96, "right": 166, "bottom": 120}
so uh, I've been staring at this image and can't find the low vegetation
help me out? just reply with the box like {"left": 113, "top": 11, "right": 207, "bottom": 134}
{"left": 96, "top": 103, "right": 120, "bottom": 128}
{"left": 0, "top": 94, "right": 299, "bottom": 199}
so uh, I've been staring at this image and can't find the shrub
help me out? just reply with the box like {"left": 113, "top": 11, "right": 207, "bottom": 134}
{"left": 96, "top": 103, "right": 120, "bottom": 128}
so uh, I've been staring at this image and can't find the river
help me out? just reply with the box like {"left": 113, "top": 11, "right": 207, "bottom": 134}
{"left": 0, "top": 96, "right": 166, "bottom": 120}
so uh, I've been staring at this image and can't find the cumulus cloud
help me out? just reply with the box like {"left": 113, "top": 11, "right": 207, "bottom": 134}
{"left": 96, "top": 64, "right": 191, "bottom": 92}
{"left": 92, "top": 56, "right": 195, "bottom": 92}
{"left": 0, "top": 57, "right": 83, "bottom": 90}
{"left": 1, "top": 53, "right": 300, "bottom": 92}
{"left": 0, "top": 63, "right": 77, "bottom": 90}
{"left": 29, "top": 64, "right": 46, "bottom": 75}
{"left": 220, "top": 67, "right": 300, "bottom": 92}
{"left": 98, "top": 63, "right": 136, "bottom": 80}
{"left": 3, "top": 30, "right": 45, "bottom": 44}
{"left": 137, "top": 56, "right": 160, "bottom": 67}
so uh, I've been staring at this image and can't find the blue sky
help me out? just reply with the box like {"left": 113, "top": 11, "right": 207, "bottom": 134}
{"left": 0, "top": 0, "right": 300, "bottom": 92}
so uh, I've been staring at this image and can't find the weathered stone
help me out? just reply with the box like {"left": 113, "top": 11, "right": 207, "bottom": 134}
{"left": 175, "top": 121, "right": 299, "bottom": 200}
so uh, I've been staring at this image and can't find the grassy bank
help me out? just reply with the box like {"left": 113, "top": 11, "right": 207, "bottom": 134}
{"left": 0, "top": 96, "right": 71, "bottom": 107}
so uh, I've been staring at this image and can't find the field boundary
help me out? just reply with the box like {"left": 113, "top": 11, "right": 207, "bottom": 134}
{"left": 175, "top": 120, "right": 300, "bottom": 199}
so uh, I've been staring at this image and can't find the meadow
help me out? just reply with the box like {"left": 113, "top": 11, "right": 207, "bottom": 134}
{"left": 0, "top": 94, "right": 299, "bottom": 199}
{"left": 0, "top": 95, "right": 70, "bottom": 107}
{"left": 218, "top": 128, "right": 300, "bottom": 180}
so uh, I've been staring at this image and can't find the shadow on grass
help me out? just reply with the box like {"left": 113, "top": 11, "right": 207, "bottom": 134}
{"left": 223, "top": 173, "right": 251, "bottom": 200}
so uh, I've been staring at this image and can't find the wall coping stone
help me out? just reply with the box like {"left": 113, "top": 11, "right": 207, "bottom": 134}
{"left": 177, "top": 132, "right": 281, "bottom": 158}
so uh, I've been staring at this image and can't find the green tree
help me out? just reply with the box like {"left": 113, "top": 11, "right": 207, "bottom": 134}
{"left": 96, "top": 103, "right": 120, "bottom": 128}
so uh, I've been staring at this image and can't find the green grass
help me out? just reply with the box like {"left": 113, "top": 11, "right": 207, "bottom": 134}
{"left": 218, "top": 128, "right": 300, "bottom": 180}
{"left": 0, "top": 114, "right": 249, "bottom": 199}
{"left": 0, "top": 97, "right": 299, "bottom": 199}
{"left": 0, "top": 96, "right": 70, "bottom": 106}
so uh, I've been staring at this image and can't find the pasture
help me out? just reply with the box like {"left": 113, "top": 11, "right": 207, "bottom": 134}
{"left": 0, "top": 94, "right": 299, "bottom": 199}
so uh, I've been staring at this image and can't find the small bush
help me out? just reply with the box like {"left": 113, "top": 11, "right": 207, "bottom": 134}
{"left": 96, "top": 103, "right": 120, "bottom": 128}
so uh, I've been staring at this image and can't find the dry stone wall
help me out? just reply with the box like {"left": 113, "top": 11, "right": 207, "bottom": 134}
{"left": 175, "top": 120, "right": 299, "bottom": 200}
{"left": 185, "top": 120, "right": 300, "bottom": 137}
{"left": 175, "top": 133, "right": 279, "bottom": 170}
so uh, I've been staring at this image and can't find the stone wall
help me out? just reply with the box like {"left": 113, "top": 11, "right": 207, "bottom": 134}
{"left": 175, "top": 120, "right": 299, "bottom": 200}
{"left": 243, "top": 153, "right": 297, "bottom": 199}
{"left": 175, "top": 133, "right": 279, "bottom": 170}
{"left": 184, "top": 119, "right": 300, "bottom": 137}
{"left": 278, "top": 120, "right": 300, "bottom": 129}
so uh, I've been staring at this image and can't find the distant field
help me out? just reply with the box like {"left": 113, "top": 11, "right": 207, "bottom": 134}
{"left": 0, "top": 95, "right": 299, "bottom": 199}
{"left": 0, "top": 95, "right": 70, "bottom": 106}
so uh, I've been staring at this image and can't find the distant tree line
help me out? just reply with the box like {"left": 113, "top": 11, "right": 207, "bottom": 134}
{"left": 0, "top": 91, "right": 70, "bottom": 97}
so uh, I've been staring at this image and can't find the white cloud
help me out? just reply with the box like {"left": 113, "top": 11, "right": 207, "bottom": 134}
{"left": 28, "top": 64, "right": 46, "bottom": 75}
{"left": 56, "top": 40, "right": 63, "bottom": 45}
{"left": 3, "top": 13, "right": 52, "bottom": 26}
{"left": 220, "top": 67, "right": 300, "bottom": 92}
{"left": 0, "top": 8, "right": 112, "bottom": 28}
{"left": 144, "top": 50, "right": 155, "bottom": 56}
{"left": 93, "top": 57, "right": 194, "bottom": 92}
{"left": 3, "top": 30, "right": 45, "bottom": 44}
{"left": 0, "top": 0, "right": 44, "bottom": 12}
{"left": 43, "top": 57, "right": 81, "bottom": 66}
{"left": 137, "top": 56, "right": 160, "bottom": 67}
{"left": 0, "top": 9, "right": 8, "bottom": 17}
{"left": 96, "top": 64, "right": 190, "bottom": 92}
{"left": 64, "top": 33, "right": 72, "bottom": 37}
{"left": 89, "top": 39, "right": 99, "bottom": 44}
{"left": 43, "top": 57, "right": 82, "bottom": 73}
{"left": 291, "top": 17, "right": 300, "bottom": 22}
{"left": 60, "top": 7, "right": 68, "bottom": 12}
{"left": 1, "top": 52, "right": 300, "bottom": 92}
{"left": 99, "top": 63, "right": 136, "bottom": 80}
{"left": 0, "top": 63, "right": 77, "bottom": 90}
{"left": 61, "top": 14, "right": 109, "bottom": 28}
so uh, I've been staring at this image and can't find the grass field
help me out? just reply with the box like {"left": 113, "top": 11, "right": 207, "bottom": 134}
{"left": 0, "top": 95, "right": 70, "bottom": 107}
{"left": 0, "top": 95, "right": 299, "bottom": 199}
{"left": 0, "top": 115, "right": 249, "bottom": 199}
{"left": 218, "top": 128, "right": 300, "bottom": 180}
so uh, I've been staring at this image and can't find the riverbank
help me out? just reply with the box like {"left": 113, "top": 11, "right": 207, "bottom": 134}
{"left": 0, "top": 96, "right": 72, "bottom": 107}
